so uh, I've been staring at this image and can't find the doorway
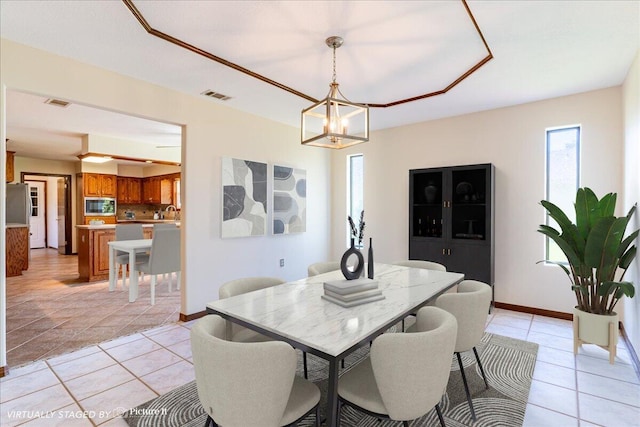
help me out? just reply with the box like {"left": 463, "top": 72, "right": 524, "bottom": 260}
{"left": 22, "top": 172, "right": 72, "bottom": 255}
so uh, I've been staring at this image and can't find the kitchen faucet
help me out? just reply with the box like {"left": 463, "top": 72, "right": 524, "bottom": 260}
{"left": 165, "top": 205, "right": 179, "bottom": 220}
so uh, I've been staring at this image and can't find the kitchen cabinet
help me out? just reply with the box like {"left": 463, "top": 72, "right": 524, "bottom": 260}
{"left": 142, "top": 175, "right": 175, "bottom": 204}
{"left": 117, "top": 177, "right": 142, "bottom": 204}
{"left": 142, "top": 176, "right": 161, "bottom": 203}
{"left": 82, "top": 173, "right": 117, "bottom": 198}
{"left": 6, "top": 225, "right": 29, "bottom": 276}
{"left": 6, "top": 151, "right": 15, "bottom": 183}
{"left": 409, "top": 163, "right": 495, "bottom": 288}
{"left": 77, "top": 225, "right": 155, "bottom": 281}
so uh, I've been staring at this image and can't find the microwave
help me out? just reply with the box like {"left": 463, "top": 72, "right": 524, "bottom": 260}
{"left": 84, "top": 197, "right": 116, "bottom": 216}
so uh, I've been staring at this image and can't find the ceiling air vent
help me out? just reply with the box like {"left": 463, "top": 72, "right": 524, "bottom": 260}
{"left": 44, "top": 98, "right": 70, "bottom": 108}
{"left": 201, "top": 90, "right": 232, "bottom": 101}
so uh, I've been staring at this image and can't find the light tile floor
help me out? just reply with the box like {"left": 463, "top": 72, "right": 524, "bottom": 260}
{"left": 1, "top": 309, "right": 639, "bottom": 426}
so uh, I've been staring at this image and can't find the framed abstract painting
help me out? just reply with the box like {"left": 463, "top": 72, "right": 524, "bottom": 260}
{"left": 272, "top": 165, "right": 306, "bottom": 234}
{"left": 221, "top": 157, "right": 267, "bottom": 238}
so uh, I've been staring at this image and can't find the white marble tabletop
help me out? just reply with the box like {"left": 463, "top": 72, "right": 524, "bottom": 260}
{"left": 206, "top": 263, "right": 464, "bottom": 357}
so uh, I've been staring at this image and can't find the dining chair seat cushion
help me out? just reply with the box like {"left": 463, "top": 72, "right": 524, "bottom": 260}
{"left": 115, "top": 253, "right": 149, "bottom": 265}
{"left": 337, "top": 357, "right": 387, "bottom": 415}
{"left": 280, "top": 375, "right": 322, "bottom": 425}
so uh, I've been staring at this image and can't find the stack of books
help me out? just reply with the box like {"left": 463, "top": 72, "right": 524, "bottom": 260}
{"left": 321, "top": 278, "right": 384, "bottom": 307}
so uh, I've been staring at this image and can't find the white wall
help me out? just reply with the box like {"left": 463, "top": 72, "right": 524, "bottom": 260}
{"left": 0, "top": 38, "right": 332, "bottom": 369}
{"left": 331, "top": 87, "right": 624, "bottom": 315}
{"left": 622, "top": 50, "right": 640, "bottom": 353}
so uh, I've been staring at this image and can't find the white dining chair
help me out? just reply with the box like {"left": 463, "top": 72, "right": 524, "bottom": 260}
{"left": 114, "top": 224, "right": 147, "bottom": 290}
{"left": 393, "top": 259, "right": 447, "bottom": 331}
{"left": 337, "top": 306, "right": 457, "bottom": 427}
{"left": 219, "top": 277, "right": 285, "bottom": 343}
{"left": 191, "top": 315, "right": 321, "bottom": 427}
{"left": 137, "top": 227, "right": 181, "bottom": 305}
{"left": 307, "top": 261, "right": 340, "bottom": 277}
{"left": 435, "top": 280, "right": 492, "bottom": 421}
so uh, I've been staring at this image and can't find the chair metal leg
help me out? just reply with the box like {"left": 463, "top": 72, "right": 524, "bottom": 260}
{"left": 204, "top": 415, "right": 215, "bottom": 427}
{"left": 341, "top": 358, "right": 345, "bottom": 369}
{"left": 303, "top": 351, "right": 308, "bottom": 379}
{"left": 456, "top": 352, "right": 477, "bottom": 421}
{"left": 315, "top": 404, "right": 320, "bottom": 427}
{"left": 473, "top": 346, "right": 489, "bottom": 390}
{"left": 435, "top": 403, "right": 446, "bottom": 427}
{"left": 402, "top": 318, "right": 405, "bottom": 332}
{"left": 403, "top": 421, "right": 410, "bottom": 427}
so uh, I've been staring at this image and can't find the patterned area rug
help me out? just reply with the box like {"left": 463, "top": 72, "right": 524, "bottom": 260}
{"left": 123, "top": 332, "right": 538, "bottom": 427}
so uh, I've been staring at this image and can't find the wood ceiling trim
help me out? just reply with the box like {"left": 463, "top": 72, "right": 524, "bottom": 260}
{"left": 122, "top": 0, "right": 493, "bottom": 109}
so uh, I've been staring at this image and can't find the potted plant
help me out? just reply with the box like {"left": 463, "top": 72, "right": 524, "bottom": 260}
{"left": 538, "top": 187, "right": 638, "bottom": 363}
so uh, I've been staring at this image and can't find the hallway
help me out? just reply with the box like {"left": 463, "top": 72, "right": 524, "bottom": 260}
{"left": 5, "top": 249, "right": 181, "bottom": 368}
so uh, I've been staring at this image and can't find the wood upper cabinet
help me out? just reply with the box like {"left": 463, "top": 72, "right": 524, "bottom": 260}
{"left": 142, "top": 176, "right": 161, "bottom": 204}
{"left": 117, "top": 177, "right": 142, "bottom": 204}
{"left": 140, "top": 173, "right": 180, "bottom": 205}
{"left": 83, "top": 173, "right": 117, "bottom": 197}
{"left": 6, "top": 151, "right": 15, "bottom": 183}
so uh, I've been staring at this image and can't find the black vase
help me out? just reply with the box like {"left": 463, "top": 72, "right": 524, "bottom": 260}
{"left": 341, "top": 238, "right": 364, "bottom": 280}
{"left": 425, "top": 182, "right": 438, "bottom": 204}
{"left": 367, "top": 237, "right": 374, "bottom": 279}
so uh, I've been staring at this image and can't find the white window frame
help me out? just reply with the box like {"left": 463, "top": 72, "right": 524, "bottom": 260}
{"left": 544, "top": 124, "right": 581, "bottom": 263}
{"left": 347, "top": 153, "right": 364, "bottom": 249}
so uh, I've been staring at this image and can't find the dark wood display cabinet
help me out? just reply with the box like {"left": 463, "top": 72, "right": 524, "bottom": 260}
{"left": 409, "top": 163, "right": 495, "bottom": 297}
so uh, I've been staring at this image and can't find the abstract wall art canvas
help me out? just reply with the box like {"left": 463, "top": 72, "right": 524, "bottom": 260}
{"left": 222, "top": 157, "right": 267, "bottom": 238}
{"left": 273, "top": 165, "right": 306, "bottom": 234}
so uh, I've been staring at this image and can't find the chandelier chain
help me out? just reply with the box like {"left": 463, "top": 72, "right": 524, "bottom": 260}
{"left": 332, "top": 45, "right": 337, "bottom": 83}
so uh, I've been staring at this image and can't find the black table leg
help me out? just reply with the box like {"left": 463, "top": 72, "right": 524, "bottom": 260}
{"left": 326, "top": 358, "right": 340, "bottom": 426}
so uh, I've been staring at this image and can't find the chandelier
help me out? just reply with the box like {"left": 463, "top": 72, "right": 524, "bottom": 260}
{"left": 301, "top": 36, "right": 369, "bottom": 149}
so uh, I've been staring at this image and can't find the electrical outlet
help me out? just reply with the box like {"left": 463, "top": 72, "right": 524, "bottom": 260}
{"left": 280, "top": 258, "right": 285, "bottom": 267}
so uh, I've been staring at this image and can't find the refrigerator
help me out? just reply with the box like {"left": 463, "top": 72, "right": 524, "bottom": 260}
{"left": 6, "top": 183, "right": 31, "bottom": 225}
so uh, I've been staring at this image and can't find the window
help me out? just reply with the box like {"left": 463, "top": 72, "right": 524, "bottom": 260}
{"left": 347, "top": 154, "right": 364, "bottom": 248}
{"left": 545, "top": 125, "right": 581, "bottom": 262}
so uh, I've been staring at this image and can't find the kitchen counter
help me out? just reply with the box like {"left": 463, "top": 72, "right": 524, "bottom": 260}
{"left": 76, "top": 221, "right": 180, "bottom": 230}
{"left": 117, "top": 219, "right": 180, "bottom": 224}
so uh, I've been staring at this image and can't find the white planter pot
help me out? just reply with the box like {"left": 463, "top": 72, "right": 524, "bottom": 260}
{"left": 573, "top": 307, "right": 618, "bottom": 364}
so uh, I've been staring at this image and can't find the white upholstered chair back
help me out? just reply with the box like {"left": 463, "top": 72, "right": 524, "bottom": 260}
{"left": 392, "top": 260, "right": 447, "bottom": 271}
{"left": 219, "top": 276, "right": 284, "bottom": 299}
{"left": 190, "top": 315, "right": 298, "bottom": 427}
{"left": 146, "top": 228, "right": 181, "bottom": 275}
{"left": 436, "top": 279, "right": 492, "bottom": 352}
{"left": 218, "top": 277, "right": 285, "bottom": 341}
{"left": 370, "top": 306, "right": 457, "bottom": 421}
{"left": 115, "top": 224, "right": 144, "bottom": 260}
{"left": 307, "top": 261, "right": 341, "bottom": 277}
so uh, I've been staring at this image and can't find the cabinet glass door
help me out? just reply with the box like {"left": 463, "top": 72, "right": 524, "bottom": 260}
{"left": 451, "top": 168, "right": 487, "bottom": 241}
{"left": 411, "top": 170, "right": 443, "bottom": 238}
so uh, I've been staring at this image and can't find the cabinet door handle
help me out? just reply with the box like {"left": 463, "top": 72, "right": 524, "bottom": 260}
{"left": 447, "top": 248, "right": 451, "bottom": 255}
{"left": 442, "top": 248, "right": 446, "bottom": 255}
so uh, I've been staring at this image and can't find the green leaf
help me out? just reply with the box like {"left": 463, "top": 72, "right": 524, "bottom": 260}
{"left": 572, "top": 284, "right": 588, "bottom": 295}
{"left": 617, "top": 230, "right": 639, "bottom": 259}
{"left": 620, "top": 246, "right": 637, "bottom": 270}
{"left": 538, "top": 227, "right": 583, "bottom": 271}
{"left": 585, "top": 217, "right": 626, "bottom": 282}
{"left": 542, "top": 200, "right": 573, "bottom": 230}
{"left": 598, "top": 193, "right": 617, "bottom": 218}
{"left": 597, "top": 281, "right": 618, "bottom": 296}
{"left": 576, "top": 188, "right": 596, "bottom": 239}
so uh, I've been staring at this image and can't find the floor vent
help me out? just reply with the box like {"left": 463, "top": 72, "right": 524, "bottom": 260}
{"left": 44, "top": 98, "right": 70, "bottom": 108}
{"left": 201, "top": 90, "right": 232, "bottom": 101}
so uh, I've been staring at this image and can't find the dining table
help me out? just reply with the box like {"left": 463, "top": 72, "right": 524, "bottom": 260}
{"left": 206, "top": 263, "right": 464, "bottom": 427}
{"left": 108, "top": 238, "right": 152, "bottom": 302}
